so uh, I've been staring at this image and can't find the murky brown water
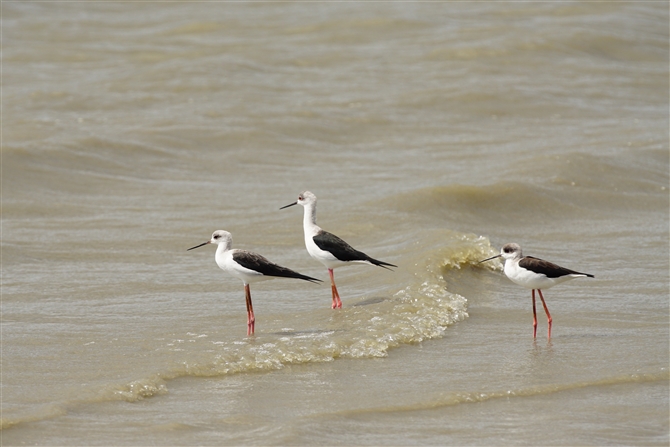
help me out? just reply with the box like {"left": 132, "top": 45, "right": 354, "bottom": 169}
{"left": 2, "top": 2, "right": 668, "bottom": 445}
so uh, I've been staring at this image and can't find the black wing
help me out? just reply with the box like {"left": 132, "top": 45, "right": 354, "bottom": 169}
{"left": 313, "top": 230, "right": 396, "bottom": 269}
{"left": 233, "top": 251, "right": 322, "bottom": 283}
{"left": 519, "top": 256, "right": 594, "bottom": 278}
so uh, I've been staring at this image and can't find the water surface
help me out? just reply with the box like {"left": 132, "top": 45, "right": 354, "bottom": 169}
{"left": 2, "top": 2, "right": 668, "bottom": 445}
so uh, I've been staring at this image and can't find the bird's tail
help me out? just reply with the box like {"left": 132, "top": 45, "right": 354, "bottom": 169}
{"left": 280, "top": 269, "right": 323, "bottom": 283}
{"left": 297, "top": 273, "right": 323, "bottom": 284}
{"left": 368, "top": 258, "right": 397, "bottom": 270}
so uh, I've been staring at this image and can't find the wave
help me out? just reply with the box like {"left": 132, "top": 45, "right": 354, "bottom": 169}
{"left": 104, "top": 232, "right": 493, "bottom": 396}
{"left": 386, "top": 182, "right": 586, "bottom": 228}
{"left": 1, "top": 231, "right": 495, "bottom": 431}
{"left": 385, "top": 151, "right": 668, "bottom": 228}
{"left": 317, "top": 370, "right": 670, "bottom": 417}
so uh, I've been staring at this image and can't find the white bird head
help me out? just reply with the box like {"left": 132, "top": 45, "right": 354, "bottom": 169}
{"left": 478, "top": 242, "right": 523, "bottom": 264}
{"left": 188, "top": 230, "right": 233, "bottom": 251}
{"left": 280, "top": 190, "right": 317, "bottom": 209}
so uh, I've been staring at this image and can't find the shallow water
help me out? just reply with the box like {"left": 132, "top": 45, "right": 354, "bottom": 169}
{"left": 2, "top": 2, "right": 668, "bottom": 445}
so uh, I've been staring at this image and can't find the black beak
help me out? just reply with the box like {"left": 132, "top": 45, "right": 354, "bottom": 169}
{"left": 187, "top": 241, "right": 210, "bottom": 251}
{"left": 280, "top": 201, "right": 297, "bottom": 210}
{"left": 478, "top": 253, "right": 502, "bottom": 264}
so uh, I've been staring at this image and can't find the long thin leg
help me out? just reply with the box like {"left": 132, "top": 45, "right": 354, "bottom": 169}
{"left": 532, "top": 289, "right": 538, "bottom": 339}
{"left": 244, "top": 284, "right": 255, "bottom": 336}
{"left": 328, "top": 268, "right": 342, "bottom": 309}
{"left": 537, "top": 289, "right": 552, "bottom": 339}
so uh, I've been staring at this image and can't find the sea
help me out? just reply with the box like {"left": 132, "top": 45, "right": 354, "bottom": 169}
{"left": 2, "top": 1, "right": 668, "bottom": 445}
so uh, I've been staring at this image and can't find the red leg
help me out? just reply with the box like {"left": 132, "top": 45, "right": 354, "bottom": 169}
{"left": 532, "top": 289, "right": 538, "bottom": 339}
{"left": 328, "top": 268, "right": 342, "bottom": 309}
{"left": 244, "top": 284, "right": 255, "bottom": 336}
{"left": 537, "top": 289, "right": 552, "bottom": 339}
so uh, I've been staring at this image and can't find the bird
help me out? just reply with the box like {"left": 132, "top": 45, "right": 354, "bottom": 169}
{"left": 479, "top": 242, "right": 594, "bottom": 339}
{"left": 188, "top": 230, "right": 322, "bottom": 336}
{"left": 280, "top": 191, "right": 396, "bottom": 309}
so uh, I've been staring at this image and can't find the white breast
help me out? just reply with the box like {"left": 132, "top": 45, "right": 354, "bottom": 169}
{"left": 505, "top": 261, "right": 555, "bottom": 290}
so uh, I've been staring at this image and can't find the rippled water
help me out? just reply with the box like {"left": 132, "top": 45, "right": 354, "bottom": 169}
{"left": 2, "top": 2, "right": 668, "bottom": 445}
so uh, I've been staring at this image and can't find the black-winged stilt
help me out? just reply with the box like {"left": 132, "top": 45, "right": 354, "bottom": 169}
{"left": 281, "top": 191, "right": 396, "bottom": 309}
{"left": 188, "top": 230, "right": 322, "bottom": 336}
{"left": 479, "top": 243, "right": 594, "bottom": 339}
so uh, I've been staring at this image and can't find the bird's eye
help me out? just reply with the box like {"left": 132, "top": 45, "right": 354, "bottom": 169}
{"left": 504, "top": 248, "right": 511, "bottom": 253}
{"left": 298, "top": 196, "right": 303, "bottom": 201}
{"left": 213, "top": 234, "right": 220, "bottom": 239}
